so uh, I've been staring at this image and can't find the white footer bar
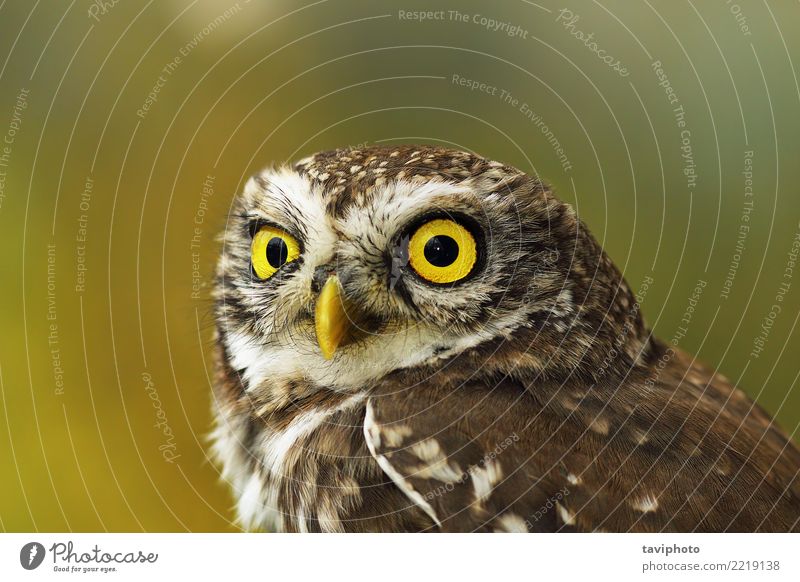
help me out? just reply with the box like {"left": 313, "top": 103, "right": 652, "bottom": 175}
{"left": 1, "top": 533, "right": 797, "bottom": 581}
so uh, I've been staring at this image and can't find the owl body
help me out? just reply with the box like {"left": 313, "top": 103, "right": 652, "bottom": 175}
{"left": 211, "top": 145, "right": 800, "bottom": 532}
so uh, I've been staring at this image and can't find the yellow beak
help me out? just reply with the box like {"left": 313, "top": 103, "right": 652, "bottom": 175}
{"left": 315, "top": 276, "right": 353, "bottom": 359}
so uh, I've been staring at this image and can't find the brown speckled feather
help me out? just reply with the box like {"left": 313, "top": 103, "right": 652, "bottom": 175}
{"left": 366, "top": 344, "right": 800, "bottom": 532}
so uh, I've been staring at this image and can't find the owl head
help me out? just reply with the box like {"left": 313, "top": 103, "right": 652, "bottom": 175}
{"left": 214, "top": 145, "right": 650, "bottom": 395}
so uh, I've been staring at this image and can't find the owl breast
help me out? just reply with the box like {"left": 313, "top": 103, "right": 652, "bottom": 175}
{"left": 210, "top": 349, "right": 433, "bottom": 532}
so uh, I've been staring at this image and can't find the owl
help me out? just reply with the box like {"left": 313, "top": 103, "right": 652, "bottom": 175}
{"left": 210, "top": 145, "right": 800, "bottom": 532}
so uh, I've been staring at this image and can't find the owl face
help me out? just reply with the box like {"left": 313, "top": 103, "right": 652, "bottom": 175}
{"left": 215, "top": 147, "right": 584, "bottom": 391}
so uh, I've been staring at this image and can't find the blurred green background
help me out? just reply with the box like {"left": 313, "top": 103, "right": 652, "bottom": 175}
{"left": 1, "top": 0, "right": 798, "bottom": 531}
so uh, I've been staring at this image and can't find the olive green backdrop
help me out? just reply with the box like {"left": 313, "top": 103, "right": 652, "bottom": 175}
{"left": 1, "top": 0, "right": 798, "bottom": 531}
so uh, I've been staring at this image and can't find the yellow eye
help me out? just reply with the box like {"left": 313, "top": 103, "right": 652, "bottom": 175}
{"left": 408, "top": 218, "right": 477, "bottom": 284}
{"left": 251, "top": 225, "right": 300, "bottom": 279}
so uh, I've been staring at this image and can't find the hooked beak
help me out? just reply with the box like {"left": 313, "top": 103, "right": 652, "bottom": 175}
{"left": 314, "top": 276, "right": 354, "bottom": 359}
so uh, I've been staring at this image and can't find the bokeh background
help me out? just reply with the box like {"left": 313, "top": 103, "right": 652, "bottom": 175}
{"left": 1, "top": 0, "right": 799, "bottom": 531}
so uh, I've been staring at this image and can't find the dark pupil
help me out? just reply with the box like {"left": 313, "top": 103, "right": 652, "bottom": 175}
{"left": 266, "top": 237, "right": 289, "bottom": 268}
{"left": 424, "top": 235, "right": 459, "bottom": 267}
